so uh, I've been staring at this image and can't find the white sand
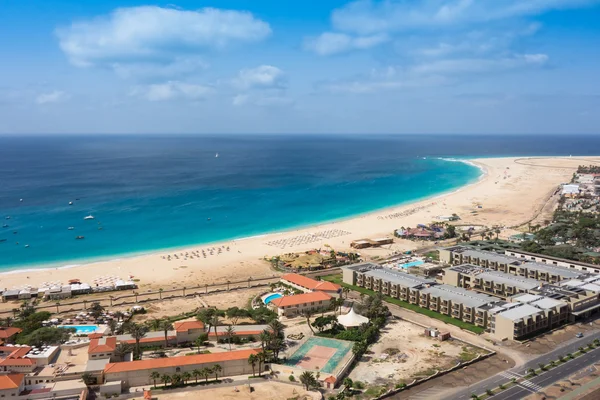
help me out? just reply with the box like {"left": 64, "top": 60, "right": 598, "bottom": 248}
{"left": 1, "top": 156, "right": 598, "bottom": 295}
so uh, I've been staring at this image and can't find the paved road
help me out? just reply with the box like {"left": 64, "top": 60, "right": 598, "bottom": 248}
{"left": 452, "top": 330, "right": 600, "bottom": 400}
{"left": 490, "top": 346, "right": 600, "bottom": 400}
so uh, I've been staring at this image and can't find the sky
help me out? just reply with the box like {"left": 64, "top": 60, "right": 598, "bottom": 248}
{"left": 0, "top": 0, "right": 599, "bottom": 134}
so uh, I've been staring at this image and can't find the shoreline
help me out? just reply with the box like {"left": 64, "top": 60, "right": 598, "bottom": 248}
{"left": 0, "top": 158, "right": 484, "bottom": 275}
{"left": 0, "top": 155, "right": 596, "bottom": 295}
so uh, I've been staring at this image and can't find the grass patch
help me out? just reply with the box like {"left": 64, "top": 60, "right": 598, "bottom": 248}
{"left": 424, "top": 251, "right": 440, "bottom": 261}
{"left": 321, "top": 275, "right": 485, "bottom": 334}
{"left": 459, "top": 346, "right": 482, "bottom": 362}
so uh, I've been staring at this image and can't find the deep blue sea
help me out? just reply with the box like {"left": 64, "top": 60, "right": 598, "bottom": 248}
{"left": 1, "top": 134, "right": 600, "bottom": 271}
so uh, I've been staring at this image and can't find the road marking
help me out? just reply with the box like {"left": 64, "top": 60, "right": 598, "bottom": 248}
{"left": 499, "top": 371, "right": 543, "bottom": 392}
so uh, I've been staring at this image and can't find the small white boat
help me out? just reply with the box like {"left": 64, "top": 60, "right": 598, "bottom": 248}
{"left": 215, "top": 153, "right": 219, "bottom": 158}
{"left": 69, "top": 201, "right": 73, "bottom": 205}
{"left": 84, "top": 215, "right": 94, "bottom": 220}
{"left": 68, "top": 227, "right": 75, "bottom": 230}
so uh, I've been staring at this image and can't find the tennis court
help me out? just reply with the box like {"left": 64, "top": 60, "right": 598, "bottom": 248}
{"left": 285, "top": 337, "right": 352, "bottom": 374}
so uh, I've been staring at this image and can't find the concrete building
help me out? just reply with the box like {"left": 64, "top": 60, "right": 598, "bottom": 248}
{"left": 173, "top": 320, "right": 205, "bottom": 344}
{"left": 0, "top": 374, "right": 24, "bottom": 397}
{"left": 440, "top": 246, "right": 584, "bottom": 282}
{"left": 442, "top": 264, "right": 541, "bottom": 298}
{"left": 209, "top": 325, "right": 270, "bottom": 342}
{"left": 88, "top": 337, "right": 117, "bottom": 361}
{"left": 269, "top": 291, "right": 333, "bottom": 317}
{"left": 103, "top": 349, "right": 261, "bottom": 388}
{"left": 280, "top": 273, "right": 341, "bottom": 297}
{"left": 504, "top": 249, "right": 600, "bottom": 274}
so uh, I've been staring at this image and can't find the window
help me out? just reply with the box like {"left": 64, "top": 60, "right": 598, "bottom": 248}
{"left": 176, "top": 367, "right": 181, "bottom": 373}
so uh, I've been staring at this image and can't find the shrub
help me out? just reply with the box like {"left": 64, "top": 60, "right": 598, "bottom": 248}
{"left": 289, "top": 375, "right": 295, "bottom": 382}
{"left": 353, "top": 381, "right": 365, "bottom": 389}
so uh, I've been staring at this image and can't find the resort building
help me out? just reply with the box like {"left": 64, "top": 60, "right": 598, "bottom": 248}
{"left": 442, "top": 264, "right": 541, "bottom": 298}
{"left": 280, "top": 274, "right": 341, "bottom": 297}
{"left": 350, "top": 237, "right": 394, "bottom": 249}
{"left": 440, "top": 246, "right": 585, "bottom": 282}
{"left": 208, "top": 325, "right": 271, "bottom": 342}
{"left": 117, "top": 331, "right": 176, "bottom": 348}
{"left": 0, "top": 374, "right": 24, "bottom": 397}
{"left": 504, "top": 249, "right": 600, "bottom": 274}
{"left": 0, "top": 327, "right": 22, "bottom": 345}
{"left": 173, "top": 320, "right": 205, "bottom": 344}
{"left": 0, "top": 345, "right": 60, "bottom": 373}
{"left": 88, "top": 336, "right": 117, "bottom": 361}
{"left": 103, "top": 349, "right": 261, "bottom": 388}
{"left": 269, "top": 291, "right": 333, "bottom": 317}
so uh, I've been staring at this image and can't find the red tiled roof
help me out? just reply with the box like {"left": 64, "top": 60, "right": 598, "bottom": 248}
{"left": 0, "top": 357, "right": 34, "bottom": 366}
{"left": 281, "top": 274, "right": 340, "bottom": 292}
{"left": 208, "top": 330, "right": 264, "bottom": 337}
{"left": 88, "top": 333, "right": 104, "bottom": 339}
{"left": 324, "top": 376, "right": 336, "bottom": 383}
{"left": 104, "top": 349, "right": 259, "bottom": 374}
{"left": 0, "top": 374, "right": 23, "bottom": 390}
{"left": 270, "top": 291, "right": 332, "bottom": 308}
{"left": 173, "top": 321, "right": 204, "bottom": 332}
{"left": 88, "top": 337, "right": 117, "bottom": 354}
{"left": 0, "top": 327, "right": 22, "bottom": 339}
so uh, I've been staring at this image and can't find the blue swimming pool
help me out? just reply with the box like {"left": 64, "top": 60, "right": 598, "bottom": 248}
{"left": 263, "top": 293, "right": 283, "bottom": 304}
{"left": 58, "top": 324, "right": 99, "bottom": 334}
{"left": 398, "top": 260, "right": 425, "bottom": 269}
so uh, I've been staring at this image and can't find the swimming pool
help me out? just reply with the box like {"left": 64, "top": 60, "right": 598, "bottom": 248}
{"left": 263, "top": 293, "right": 283, "bottom": 304}
{"left": 58, "top": 324, "right": 99, "bottom": 334}
{"left": 398, "top": 260, "right": 425, "bottom": 269}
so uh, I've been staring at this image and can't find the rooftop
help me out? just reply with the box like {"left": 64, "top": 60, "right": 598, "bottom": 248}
{"left": 420, "top": 284, "right": 496, "bottom": 308}
{"left": 476, "top": 270, "right": 540, "bottom": 290}
{"left": 104, "top": 349, "right": 259, "bottom": 374}
{"left": 496, "top": 304, "right": 544, "bottom": 321}
{"left": 521, "top": 261, "right": 583, "bottom": 279}
{"left": 270, "top": 291, "right": 332, "bottom": 307}
{"left": 88, "top": 336, "right": 117, "bottom": 354}
{"left": 0, "top": 327, "right": 22, "bottom": 339}
{"left": 281, "top": 273, "right": 341, "bottom": 292}
{"left": 173, "top": 320, "right": 204, "bottom": 332}
{"left": 0, "top": 374, "right": 23, "bottom": 390}
{"left": 360, "top": 267, "right": 435, "bottom": 288}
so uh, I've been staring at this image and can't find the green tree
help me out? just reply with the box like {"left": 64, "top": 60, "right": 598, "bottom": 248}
{"left": 195, "top": 333, "right": 209, "bottom": 353}
{"left": 113, "top": 343, "right": 132, "bottom": 362}
{"left": 299, "top": 371, "right": 317, "bottom": 391}
{"left": 89, "top": 302, "right": 105, "bottom": 319}
{"left": 150, "top": 371, "right": 160, "bottom": 388}
{"left": 128, "top": 323, "right": 149, "bottom": 359}
{"left": 182, "top": 371, "right": 191, "bottom": 384}
{"left": 212, "top": 364, "right": 222, "bottom": 381}
{"left": 81, "top": 372, "right": 95, "bottom": 386}
{"left": 160, "top": 374, "right": 172, "bottom": 387}
{"left": 199, "top": 368, "right": 210, "bottom": 383}
{"left": 160, "top": 319, "right": 174, "bottom": 348}
{"left": 192, "top": 369, "right": 201, "bottom": 383}
{"left": 225, "top": 325, "right": 235, "bottom": 351}
{"left": 248, "top": 354, "right": 258, "bottom": 377}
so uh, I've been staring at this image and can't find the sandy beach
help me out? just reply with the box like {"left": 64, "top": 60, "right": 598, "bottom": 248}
{"left": 2, "top": 156, "right": 599, "bottom": 294}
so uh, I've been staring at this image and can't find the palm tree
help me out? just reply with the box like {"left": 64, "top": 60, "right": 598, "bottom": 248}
{"left": 159, "top": 288, "right": 163, "bottom": 300}
{"left": 192, "top": 369, "right": 201, "bottom": 383}
{"left": 160, "top": 319, "right": 174, "bottom": 348}
{"left": 342, "top": 287, "right": 350, "bottom": 300}
{"left": 210, "top": 314, "right": 220, "bottom": 340}
{"left": 212, "top": 364, "right": 222, "bottom": 381}
{"left": 171, "top": 373, "right": 182, "bottom": 386}
{"left": 3, "top": 317, "right": 13, "bottom": 327}
{"left": 225, "top": 325, "right": 235, "bottom": 351}
{"left": 160, "top": 374, "right": 172, "bottom": 387}
{"left": 128, "top": 323, "right": 149, "bottom": 358}
{"left": 182, "top": 286, "right": 187, "bottom": 297}
{"left": 182, "top": 371, "right": 191, "bottom": 384}
{"left": 150, "top": 371, "right": 160, "bottom": 388}
{"left": 200, "top": 367, "right": 211, "bottom": 383}
{"left": 248, "top": 354, "right": 258, "bottom": 377}
{"left": 257, "top": 352, "right": 266, "bottom": 376}
{"left": 259, "top": 330, "right": 271, "bottom": 353}
{"left": 113, "top": 343, "right": 132, "bottom": 362}
{"left": 109, "top": 295, "right": 114, "bottom": 307}
{"left": 107, "top": 320, "right": 118, "bottom": 335}
{"left": 303, "top": 310, "right": 315, "bottom": 334}
{"left": 195, "top": 333, "right": 209, "bottom": 353}
{"left": 268, "top": 320, "right": 284, "bottom": 338}
{"left": 299, "top": 371, "right": 316, "bottom": 391}
{"left": 148, "top": 318, "right": 162, "bottom": 331}
{"left": 55, "top": 302, "right": 61, "bottom": 313}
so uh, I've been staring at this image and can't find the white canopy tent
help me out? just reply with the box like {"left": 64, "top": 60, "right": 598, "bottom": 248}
{"left": 337, "top": 306, "right": 369, "bottom": 327}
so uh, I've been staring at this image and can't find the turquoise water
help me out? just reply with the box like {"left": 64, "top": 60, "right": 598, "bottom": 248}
{"left": 399, "top": 260, "right": 425, "bottom": 269}
{"left": 58, "top": 324, "right": 99, "bottom": 334}
{"left": 285, "top": 336, "right": 353, "bottom": 374}
{"left": 0, "top": 135, "right": 487, "bottom": 271}
{"left": 263, "top": 293, "right": 283, "bottom": 304}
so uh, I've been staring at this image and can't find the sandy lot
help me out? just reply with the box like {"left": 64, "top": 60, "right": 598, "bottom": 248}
{"left": 143, "top": 381, "right": 319, "bottom": 400}
{"left": 349, "top": 318, "right": 486, "bottom": 385}
{"left": 2, "top": 156, "right": 598, "bottom": 298}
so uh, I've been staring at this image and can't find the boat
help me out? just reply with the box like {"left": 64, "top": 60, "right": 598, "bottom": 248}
{"left": 5, "top": 216, "right": 9, "bottom": 219}
{"left": 24, "top": 244, "right": 29, "bottom": 247}
{"left": 2, "top": 224, "right": 8, "bottom": 228}
{"left": 84, "top": 215, "right": 94, "bottom": 220}
{"left": 215, "top": 153, "right": 219, "bottom": 158}
{"left": 69, "top": 201, "right": 73, "bottom": 205}
{"left": 76, "top": 236, "right": 85, "bottom": 240}
{"left": 68, "top": 227, "right": 75, "bottom": 230}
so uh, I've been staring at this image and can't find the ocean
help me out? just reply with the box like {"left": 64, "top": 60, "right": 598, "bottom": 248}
{"left": 1, "top": 134, "right": 599, "bottom": 271}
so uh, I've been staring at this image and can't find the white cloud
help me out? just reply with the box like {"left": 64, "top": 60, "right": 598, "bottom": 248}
{"left": 232, "top": 93, "right": 294, "bottom": 107}
{"left": 235, "top": 65, "right": 286, "bottom": 89}
{"left": 56, "top": 6, "right": 271, "bottom": 78}
{"left": 411, "top": 54, "right": 548, "bottom": 75}
{"left": 131, "top": 81, "right": 213, "bottom": 101}
{"left": 332, "top": 0, "right": 599, "bottom": 34}
{"left": 112, "top": 57, "right": 209, "bottom": 80}
{"left": 36, "top": 91, "right": 68, "bottom": 104}
{"left": 522, "top": 53, "right": 549, "bottom": 64}
{"left": 305, "top": 32, "right": 388, "bottom": 55}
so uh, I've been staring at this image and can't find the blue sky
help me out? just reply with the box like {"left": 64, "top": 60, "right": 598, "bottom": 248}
{"left": 0, "top": 0, "right": 599, "bottom": 134}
